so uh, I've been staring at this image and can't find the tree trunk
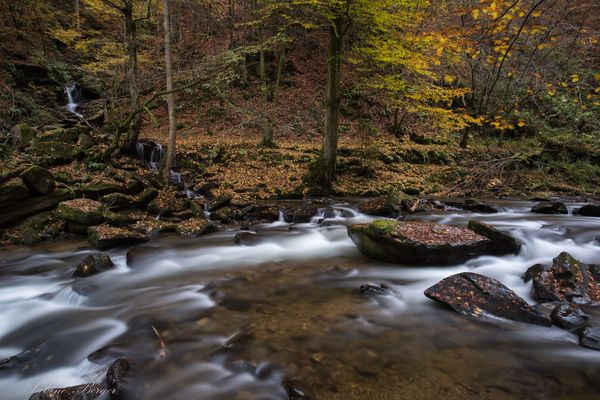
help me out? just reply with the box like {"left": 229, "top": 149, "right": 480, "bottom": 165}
{"left": 258, "top": 29, "right": 274, "bottom": 147}
{"left": 74, "top": 0, "right": 80, "bottom": 29}
{"left": 161, "top": 0, "right": 177, "bottom": 185}
{"left": 123, "top": 5, "right": 142, "bottom": 153}
{"left": 318, "top": 18, "right": 343, "bottom": 188}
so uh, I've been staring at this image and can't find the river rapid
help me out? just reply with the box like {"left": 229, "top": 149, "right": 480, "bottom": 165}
{"left": 1, "top": 200, "right": 599, "bottom": 399}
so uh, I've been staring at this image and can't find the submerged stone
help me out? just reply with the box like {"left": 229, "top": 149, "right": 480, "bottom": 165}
{"left": 359, "top": 284, "right": 390, "bottom": 296}
{"left": 531, "top": 201, "right": 568, "bottom": 215}
{"left": 424, "top": 272, "right": 551, "bottom": 326}
{"left": 348, "top": 220, "right": 491, "bottom": 265}
{"left": 550, "top": 304, "right": 589, "bottom": 330}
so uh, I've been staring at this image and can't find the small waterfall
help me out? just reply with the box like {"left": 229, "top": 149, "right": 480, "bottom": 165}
{"left": 65, "top": 83, "right": 83, "bottom": 118}
{"left": 136, "top": 141, "right": 165, "bottom": 170}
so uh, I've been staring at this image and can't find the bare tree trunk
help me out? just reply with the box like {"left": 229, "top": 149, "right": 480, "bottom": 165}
{"left": 258, "top": 29, "right": 274, "bottom": 147}
{"left": 74, "top": 0, "right": 80, "bottom": 29}
{"left": 317, "top": 18, "right": 343, "bottom": 188}
{"left": 161, "top": 0, "right": 177, "bottom": 184}
{"left": 123, "top": 4, "right": 142, "bottom": 153}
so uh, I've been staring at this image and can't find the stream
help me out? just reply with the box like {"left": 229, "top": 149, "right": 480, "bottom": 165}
{"left": 1, "top": 201, "right": 599, "bottom": 399}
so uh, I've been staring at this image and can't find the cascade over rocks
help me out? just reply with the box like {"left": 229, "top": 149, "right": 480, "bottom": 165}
{"left": 531, "top": 201, "right": 568, "bottom": 215}
{"left": 424, "top": 272, "right": 552, "bottom": 326}
{"left": 444, "top": 198, "right": 499, "bottom": 213}
{"left": 348, "top": 220, "right": 491, "bottom": 265}
{"left": 523, "top": 252, "right": 600, "bottom": 305}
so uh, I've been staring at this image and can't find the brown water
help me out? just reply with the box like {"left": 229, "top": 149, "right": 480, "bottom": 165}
{"left": 1, "top": 201, "right": 599, "bottom": 399}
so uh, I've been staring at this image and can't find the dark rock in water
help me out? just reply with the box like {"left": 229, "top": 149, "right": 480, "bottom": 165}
{"left": 88, "top": 226, "right": 147, "bottom": 249}
{"left": 579, "top": 327, "right": 600, "bottom": 351}
{"left": 0, "top": 189, "right": 75, "bottom": 227}
{"left": 283, "top": 378, "right": 313, "bottom": 400}
{"left": 106, "top": 358, "right": 131, "bottom": 398}
{"left": 359, "top": 283, "right": 390, "bottom": 296}
{"left": 0, "top": 343, "right": 48, "bottom": 374}
{"left": 284, "top": 204, "right": 321, "bottom": 223}
{"left": 425, "top": 272, "right": 551, "bottom": 326}
{"left": 462, "top": 198, "right": 498, "bottom": 213}
{"left": 74, "top": 253, "right": 114, "bottom": 277}
{"left": 531, "top": 201, "right": 568, "bottom": 215}
{"left": 234, "top": 231, "right": 261, "bottom": 246}
{"left": 28, "top": 384, "right": 106, "bottom": 400}
{"left": 550, "top": 304, "right": 589, "bottom": 330}
{"left": 228, "top": 359, "right": 257, "bottom": 374}
{"left": 522, "top": 263, "right": 546, "bottom": 283}
{"left": 358, "top": 191, "right": 418, "bottom": 217}
{"left": 575, "top": 204, "right": 600, "bottom": 217}
{"left": 348, "top": 220, "right": 491, "bottom": 265}
{"left": 56, "top": 198, "right": 106, "bottom": 225}
{"left": 467, "top": 220, "right": 522, "bottom": 255}
{"left": 21, "top": 166, "right": 55, "bottom": 195}
{"left": 0, "top": 178, "right": 29, "bottom": 208}
{"left": 524, "top": 252, "right": 600, "bottom": 305}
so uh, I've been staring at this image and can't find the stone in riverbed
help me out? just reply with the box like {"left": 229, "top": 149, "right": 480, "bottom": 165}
{"left": 424, "top": 272, "right": 551, "bottom": 326}
{"left": 106, "top": 358, "right": 131, "bottom": 397}
{"left": 358, "top": 191, "right": 418, "bottom": 217}
{"left": 550, "top": 304, "right": 589, "bottom": 330}
{"left": 56, "top": 198, "right": 106, "bottom": 225}
{"left": 28, "top": 384, "right": 106, "bottom": 400}
{"left": 74, "top": 253, "right": 114, "bottom": 277}
{"left": 531, "top": 201, "right": 568, "bottom": 215}
{"left": 524, "top": 252, "right": 600, "bottom": 305}
{"left": 21, "top": 165, "right": 55, "bottom": 195}
{"left": 467, "top": 220, "right": 522, "bottom": 255}
{"left": 88, "top": 226, "right": 147, "bottom": 249}
{"left": 359, "top": 283, "right": 390, "bottom": 296}
{"left": 575, "top": 204, "right": 600, "bottom": 217}
{"left": 579, "top": 327, "right": 600, "bottom": 351}
{"left": 175, "top": 217, "right": 215, "bottom": 238}
{"left": 347, "top": 220, "right": 491, "bottom": 265}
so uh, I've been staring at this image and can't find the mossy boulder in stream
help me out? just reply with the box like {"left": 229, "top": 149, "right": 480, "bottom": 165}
{"left": 56, "top": 199, "right": 106, "bottom": 225}
{"left": 358, "top": 191, "right": 419, "bottom": 217}
{"left": 425, "top": 272, "right": 551, "bottom": 326}
{"left": 73, "top": 253, "right": 114, "bottom": 277}
{"left": 348, "top": 220, "right": 491, "bottom": 265}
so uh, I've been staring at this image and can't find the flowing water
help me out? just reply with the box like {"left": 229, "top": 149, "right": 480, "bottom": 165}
{"left": 1, "top": 201, "right": 600, "bottom": 399}
{"left": 65, "top": 84, "right": 83, "bottom": 119}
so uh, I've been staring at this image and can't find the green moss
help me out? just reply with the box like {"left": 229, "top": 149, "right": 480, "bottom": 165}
{"left": 370, "top": 219, "right": 397, "bottom": 233}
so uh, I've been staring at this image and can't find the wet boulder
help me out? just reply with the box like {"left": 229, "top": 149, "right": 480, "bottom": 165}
{"left": 358, "top": 191, "right": 418, "bottom": 217}
{"left": 88, "top": 226, "right": 147, "bottom": 249}
{"left": 575, "top": 204, "right": 600, "bottom": 217}
{"left": 467, "top": 220, "right": 522, "bottom": 255}
{"left": 359, "top": 283, "right": 390, "bottom": 296}
{"left": 424, "top": 272, "right": 551, "bottom": 326}
{"left": 106, "top": 358, "right": 131, "bottom": 398}
{"left": 0, "top": 178, "right": 29, "bottom": 208}
{"left": 56, "top": 199, "right": 106, "bottom": 225}
{"left": 21, "top": 165, "right": 55, "bottom": 195}
{"left": 348, "top": 220, "right": 491, "bottom": 265}
{"left": 284, "top": 204, "right": 322, "bottom": 223}
{"left": 531, "top": 201, "right": 568, "bottom": 215}
{"left": 74, "top": 253, "right": 115, "bottom": 277}
{"left": 461, "top": 198, "right": 499, "bottom": 213}
{"left": 175, "top": 218, "right": 215, "bottom": 238}
{"left": 524, "top": 252, "right": 600, "bottom": 305}
{"left": 550, "top": 304, "right": 589, "bottom": 330}
{"left": 28, "top": 384, "right": 106, "bottom": 400}
{"left": 579, "top": 327, "right": 600, "bottom": 351}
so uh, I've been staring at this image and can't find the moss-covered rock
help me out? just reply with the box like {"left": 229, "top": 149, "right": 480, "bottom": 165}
{"left": 80, "top": 178, "right": 144, "bottom": 198}
{"left": 10, "top": 123, "right": 38, "bottom": 149}
{"left": 348, "top": 220, "right": 491, "bottom": 265}
{"left": 102, "top": 193, "right": 136, "bottom": 210}
{"left": 21, "top": 165, "right": 55, "bottom": 195}
{"left": 37, "top": 127, "right": 80, "bottom": 143}
{"left": 358, "top": 191, "right": 418, "bottom": 217}
{"left": 104, "top": 210, "right": 136, "bottom": 227}
{"left": 56, "top": 199, "right": 105, "bottom": 225}
{"left": 0, "top": 189, "right": 74, "bottom": 227}
{"left": 30, "top": 141, "right": 75, "bottom": 164}
{"left": 87, "top": 225, "right": 147, "bottom": 249}
{"left": 0, "top": 178, "right": 29, "bottom": 208}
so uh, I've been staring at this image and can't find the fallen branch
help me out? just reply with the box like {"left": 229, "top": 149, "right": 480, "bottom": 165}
{"left": 151, "top": 325, "right": 167, "bottom": 360}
